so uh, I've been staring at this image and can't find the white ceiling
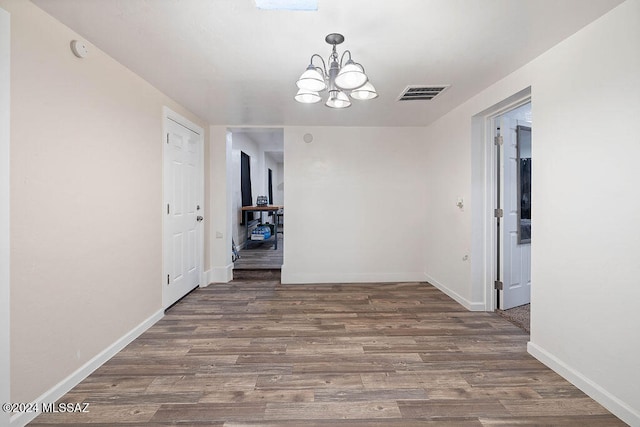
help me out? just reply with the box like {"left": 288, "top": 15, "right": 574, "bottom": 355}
{"left": 32, "top": 0, "right": 623, "bottom": 127}
{"left": 231, "top": 127, "right": 285, "bottom": 161}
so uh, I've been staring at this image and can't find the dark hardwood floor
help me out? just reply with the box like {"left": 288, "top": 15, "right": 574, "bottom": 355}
{"left": 233, "top": 231, "right": 283, "bottom": 270}
{"left": 31, "top": 279, "right": 624, "bottom": 426}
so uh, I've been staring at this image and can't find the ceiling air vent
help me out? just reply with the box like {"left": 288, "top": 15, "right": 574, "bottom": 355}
{"left": 398, "top": 85, "right": 450, "bottom": 101}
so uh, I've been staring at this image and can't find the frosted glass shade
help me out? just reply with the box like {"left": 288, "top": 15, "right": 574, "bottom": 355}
{"left": 294, "top": 89, "right": 322, "bottom": 104}
{"left": 334, "top": 60, "right": 367, "bottom": 90}
{"left": 296, "top": 65, "right": 326, "bottom": 92}
{"left": 350, "top": 81, "right": 378, "bottom": 100}
{"left": 325, "top": 90, "right": 351, "bottom": 109}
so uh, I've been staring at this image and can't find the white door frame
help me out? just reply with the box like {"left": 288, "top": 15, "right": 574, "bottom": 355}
{"left": 471, "top": 87, "right": 531, "bottom": 312}
{"left": 1, "top": 7, "right": 11, "bottom": 427}
{"left": 162, "top": 107, "right": 204, "bottom": 309}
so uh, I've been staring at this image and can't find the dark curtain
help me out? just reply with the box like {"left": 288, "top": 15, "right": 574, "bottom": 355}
{"left": 267, "top": 169, "right": 274, "bottom": 218}
{"left": 520, "top": 158, "right": 532, "bottom": 220}
{"left": 268, "top": 169, "right": 273, "bottom": 205}
{"left": 241, "top": 152, "right": 253, "bottom": 223}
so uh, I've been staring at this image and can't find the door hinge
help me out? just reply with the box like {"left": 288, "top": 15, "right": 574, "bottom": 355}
{"left": 494, "top": 280, "right": 503, "bottom": 290}
{"left": 167, "top": 204, "right": 170, "bottom": 214}
{"left": 167, "top": 274, "right": 170, "bottom": 285}
{"left": 494, "top": 135, "right": 503, "bottom": 146}
{"left": 166, "top": 133, "right": 170, "bottom": 144}
{"left": 494, "top": 208, "right": 503, "bottom": 218}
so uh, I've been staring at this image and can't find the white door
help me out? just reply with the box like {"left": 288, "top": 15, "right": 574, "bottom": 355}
{"left": 163, "top": 114, "right": 203, "bottom": 309}
{"left": 498, "top": 116, "right": 531, "bottom": 309}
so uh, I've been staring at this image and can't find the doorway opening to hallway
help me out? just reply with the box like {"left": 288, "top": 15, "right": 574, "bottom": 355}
{"left": 472, "top": 88, "right": 532, "bottom": 316}
{"left": 228, "top": 128, "right": 284, "bottom": 274}
{"left": 491, "top": 101, "right": 532, "bottom": 332}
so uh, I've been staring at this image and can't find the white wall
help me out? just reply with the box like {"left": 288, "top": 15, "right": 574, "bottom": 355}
{"left": 274, "top": 161, "right": 284, "bottom": 206}
{"left": 282, "top": 126, "right": 427, "bottom": 284}
{"left": 422, "top": 104, "right": 479, "bottom": 308}
{"left": 527, "top": 1, "right": 639, "bottom": 422}
{"left": 422, "top": 0, "right": 640, "bottom": 423}
{"left": 2, "top": 0, "right": 208, "bottom": 412}
{"left": 207, "top": 126, "right": 233, "bottom": 283}
{"left": 1, "top": 7, "right": 10, "bottom": 427}
{"left": 264, "top": 153, "right": 280, "bottom": 204}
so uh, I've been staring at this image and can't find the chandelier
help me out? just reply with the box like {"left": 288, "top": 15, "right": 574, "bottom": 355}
{"left": 295, "top": 33, "right": 378, "bottom": 109}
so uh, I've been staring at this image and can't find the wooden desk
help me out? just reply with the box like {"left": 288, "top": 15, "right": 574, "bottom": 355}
{"left": 241, "top": 205, "right": 283, "bottom": 250}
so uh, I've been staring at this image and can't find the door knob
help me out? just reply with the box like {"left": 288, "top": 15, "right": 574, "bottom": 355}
{"left": 196, "top": 216, "right": 204, "bottom": 222}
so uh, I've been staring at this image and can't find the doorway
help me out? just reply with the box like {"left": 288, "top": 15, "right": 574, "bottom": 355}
{"left": 162, "top": 108, "right": 204, "bottom": 309}
{"left": 228, "top": 128, "right": 284, "bottom": 272}
{"left": 493, "top": 102, "right": 532, "bottom": 313}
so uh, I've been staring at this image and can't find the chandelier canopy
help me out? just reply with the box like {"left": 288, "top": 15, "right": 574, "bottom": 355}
{"left": 295, "top": 33, "right": 378, "bottom": 109}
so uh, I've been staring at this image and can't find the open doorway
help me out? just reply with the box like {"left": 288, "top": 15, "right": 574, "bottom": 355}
{"left": 228, "top": 128, "right": 284, "bottom": 272}
{"left": 493, "top": 102, "right": 532, "bottom": 331}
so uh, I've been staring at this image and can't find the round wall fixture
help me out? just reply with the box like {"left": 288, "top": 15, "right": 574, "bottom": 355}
{"left": 303, "top": 133, "right": 313, "bottom": 143}
{"left": 70, "top": 40, "right": 89, "bottom": 58}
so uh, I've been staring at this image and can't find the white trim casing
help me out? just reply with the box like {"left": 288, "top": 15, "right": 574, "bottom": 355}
{"left": 163, "top": 107, "right": 203, "bottom": 137}
{"left": 200, "top": 270, "right": 211, "bottom": 287}
{"left": 10, "top": 310, "right": 163, "bottom": 427}
{"left": 528, "top": 342, "right": 640, "bottom": 427}
{"left": 1, "top": 8, "right": 10, "bottom": 427}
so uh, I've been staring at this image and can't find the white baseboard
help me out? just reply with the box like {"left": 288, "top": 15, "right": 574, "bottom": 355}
{"left": 11, "top": 309, "right": 164, "bottom": 427}
{"left": 423, "top": 273, "right": 485, "bottom": 311}
{"left": 280, "top": 266, "right": 425, "bottom": 284}
{"left": 208, "top": 263, "right": 233, "bottom": 283}
{"left": 528, "top": 342, "right": 639, "bottom": 427}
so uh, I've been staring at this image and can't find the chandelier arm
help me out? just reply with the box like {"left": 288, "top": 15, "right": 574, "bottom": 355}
{"left": 339, "top": 50, "right": 352, "bottom": 67}
{"left": 310, "top": 53, "right": 328, "bottom": 76}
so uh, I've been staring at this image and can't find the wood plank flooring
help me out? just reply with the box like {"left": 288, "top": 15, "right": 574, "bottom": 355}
{"left": 31, "top": 280, "right": 624, "bottom": 426}
{"left": 233, "top": 232, "right": 283, "bottom": 270}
